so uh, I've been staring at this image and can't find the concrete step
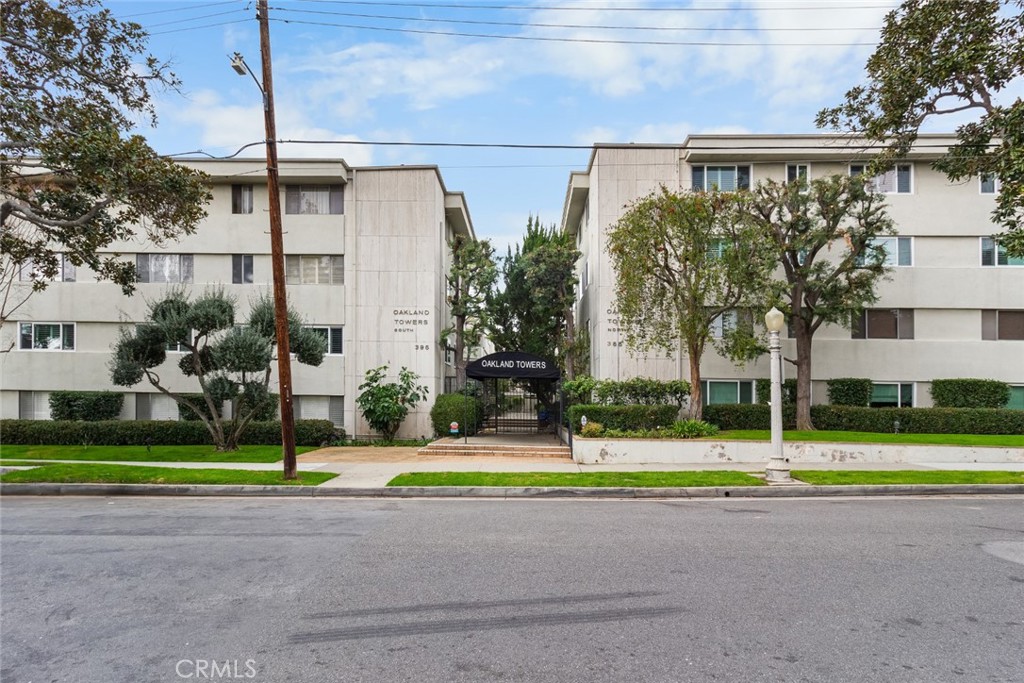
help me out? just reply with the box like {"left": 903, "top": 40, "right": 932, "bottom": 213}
{"left": 418, "top": 443, "right": 572, "bottom": 459}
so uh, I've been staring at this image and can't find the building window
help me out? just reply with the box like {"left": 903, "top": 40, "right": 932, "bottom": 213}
{"left": 850, "top": 163, "right": 912, "bottom": 194}
{"left": 982, "top": 310, "right": 1024, "bottom": 340}
{"left": 710, "top": 310, "right": 739, "bottom": 339}
{"left": 136, "top": 393, "right": 179, "bottom": 421}
{"left": 860, "top": 236, "right": 913, "bottom": 266}
{"left": 232, "top": 184, "right": 254, "bottom": 214}
{"left": 285, "top": 185, "right": 344, "bottom": 215}
{"left": 786, "top": 163, "right": 809, "bottom": 185}
{"left": 852, "top": 309, "right": 915, "bottom": 339}
{"left": 1008, "top": 386, "right": 1024, "bottom": 410}
{"left": 981, "top": 237, "right": 1024, "bottom": 266}
{"left": 285, "top": 255, "right": 343, "bottom": 285}
{"left": 19, "top": 391, "right": 51, "bottom": 420}
{"left": 980, "top": 174, "right": 1000, "bottom": 194}
{"left": 692, "top": 165, "right": 751, "bottom": 192}
{"left": 19, "top": 322, "right": 75, "bottom": 350}
{"left": 136, "top": 254, "right": 193, "bottom": 283}
{"left": 232, "top": 254, "right": 254, "bottom": 284}
{"left": 18, "top": 254, "right": 76, "bottom": 283}
{"left": 870, "top": 382, "right": 913, "bottom": 408}
{"left": 310, "top": 326, "right": 344, "bottom": 354}
{"left": 701, "top": 380, "right": 754, "bottom": 406}
{"left": 295, "top": 395, "right": 345, "bottom": 428}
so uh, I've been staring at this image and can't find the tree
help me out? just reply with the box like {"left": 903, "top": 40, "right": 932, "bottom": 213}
{"left": 441, "top": 234, "right": 496, "bottom": 388}
{"left": 356, "top": 365, "right": 429, "bottom": 442}
{"left": 1, "top": 0, "right": 211, "bottom": 293}
{"left": 737, "top": 175, "right": 894, "bottom": 430}
{"left": 816, "top": 0, "right": 1024, "bottom": 256}
{"left": 109, "top": 289, "right": 327, "bottom": 454}
{"left": 521, "top": 229, "right": 583, "bottom": 380}
{"left": 607, "top": 187, "right": 773, "bottom": 420}
{"left": 0, "top": 219, "right": 35, "bottom": 352}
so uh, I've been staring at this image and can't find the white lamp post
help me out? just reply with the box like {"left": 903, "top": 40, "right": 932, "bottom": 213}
{"left": 764, "top": 307, "right": 791, "bottom": 483}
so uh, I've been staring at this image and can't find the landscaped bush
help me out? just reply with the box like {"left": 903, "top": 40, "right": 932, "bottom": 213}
{"left": 178, "top": 392, "right": 279, "bottom": 421}
{"left": 580, "top": 421, "right": 605, "bottom": 437}
{"left": 703, "top": 404, "right": 797, "bottom": 430}
{"left": 930, "top": 379, "right": 1011, "bottom": 409}
{"left": 754, "top": 379, "right": 797, "bottom": 405}
{"left": 704, "top": 403, "right": 1024, "bottom": 434}
{"left": 562, "top": 376, "right": 690, "bottom": 408}
{"left": 48, "top": 391, "right": 124, "bottom": 421}
{"left": 0, "top": 419, "right": 338, "bottom": 446}
{"left": 596, "top": 420, "right": 719, "bottom": 440}
{"left": 430, "top": 393, "right": 485, "bottom": 437}
{"left": 826, "top": 378, "right": 873, "bottom": 406}
{"left": 567, "top": 404, "right": 679, "bottom": 434}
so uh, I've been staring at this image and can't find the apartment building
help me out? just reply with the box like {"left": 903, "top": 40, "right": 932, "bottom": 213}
{"left": 1, "top": 159, "right": 474, "bottom": 438}
{"left": 560, "top": 135, "right": 1024, "bottom": 410}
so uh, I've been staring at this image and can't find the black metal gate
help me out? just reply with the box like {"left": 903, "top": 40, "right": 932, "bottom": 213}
{"left": 481, "top": 379, "right": 555, "bottom": 434}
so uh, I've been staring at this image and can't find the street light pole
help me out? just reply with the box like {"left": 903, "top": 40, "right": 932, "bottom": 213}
{"left": 764, "top": 307, "right": 791, "bottom": 484}
{"left": 232, "top": 0, "right": 297, "bottom": 479}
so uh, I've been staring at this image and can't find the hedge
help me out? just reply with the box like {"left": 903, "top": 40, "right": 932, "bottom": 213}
{"left": 430, "top": 393, "right": 485, "bottom": 437}
{"left": 178, "top": 392, "right": 278, "bottom": 422}
{"left": 826, "top": 378, "right": 873, "bottom": 407}
{"left": 562, "top": 376, "right": 690, "bottom": 408}
{"left": 703, "top": 404, "right": 1024, "bottom": 435}
{"left": 930, "top": 379, "right": 1010, "bottom": 409}
{"left": 48, "top": 391, "right": 124, "bottom": 421}
{"left": 567, "top": 404, "right": 679, "bottom": 434}
{"left": 754, "top": 378, "right": 797, "bottom": 405}
{"left": 0, "top": 419, "right": 338, "bottom": 446}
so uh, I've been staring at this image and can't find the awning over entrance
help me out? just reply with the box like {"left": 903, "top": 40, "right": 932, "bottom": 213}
{"left": 465, "top": 351, "right": 560, "bottom": 380}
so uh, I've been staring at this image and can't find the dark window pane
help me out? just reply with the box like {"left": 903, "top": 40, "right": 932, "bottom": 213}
{"left": 329, "top": 327, "right": 344, "bottom": 354}
{"left": 692, "top": 166, "right": 704, "bottom": 191}
{"left": 285, "top": 186, "right": 300, "bottom": 214}
{"left": 897, "top": 309, "right": 914, "bottom": 339}
{"left": 20, "top": 322, "right": 32, "bottom": 349}
{"left": 981, "top": 238, "right": 995, "bottom": 266}
{"left": 232, "top": 255, "right": 243, "bottom": 284}
{"left": 329, "top": 185, "right": 344, "bottom": 214}
{"left": 62, "top": 324, "right": 75, "bottom": 350}
{"left": 867, "top": 310, "right": 898, "bottom": 339}
{"left": 998, "top": 311, "right": 1024, "bottom": 340}
{"left": 981, "top": 174, "right": 996, "bottom": 193}
{"left": 737, "top": 165, "right": 751, "bottom": 190}
{"left": 850, "top": 164, "right": 865, "bottom": 177}
{"left": 851, "top": 310, "right": 866, "bottom": 339}
{"left": 739, "top": 381, "right": 753, "bottom": 404}
{"left": 900, "top": 383, "right": 913, "bottom": 407}
{"left": 897, "top": 238, "right": 912, "bottom": 266}
{"left": 897, "top": 165, "right": 912, "bottom": 193}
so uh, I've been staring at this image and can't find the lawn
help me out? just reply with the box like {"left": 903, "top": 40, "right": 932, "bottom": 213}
{"left": 792, "top": 470, "right": 1024, "bottom": 486}
{"left": 0, "top": 463, "right": 337, "bottom": 486}
{"left": 387, "top": 471, "right": 765, "bottom": 488}
{"left": 717, "top": 430, "right": 1024, "bottom": 448}
{"left": 0, "top": 444, "right": 317, "bottom": 463}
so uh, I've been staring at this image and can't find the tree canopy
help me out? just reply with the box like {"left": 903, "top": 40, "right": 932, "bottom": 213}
{"left": 817, "top": 0, "right": 1024, "bottom": 255}
{"left": 607, "top": 187, "right": 774, "bottom": 419}
{"left": 442, "top": 234, "right": 496, "bottom": 388}
{"left": 1, "top": 0, "right": 211, "bottom": 292}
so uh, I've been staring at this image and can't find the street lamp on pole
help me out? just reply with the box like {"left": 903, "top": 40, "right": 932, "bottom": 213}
{"left": 229, "top": 0, "right": 298, "bottom": 479}
{"left": 764, "top": 306, "right": 791, "bottom": 483}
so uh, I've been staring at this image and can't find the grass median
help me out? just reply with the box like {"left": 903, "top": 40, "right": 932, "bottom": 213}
{"left": 0, "top": 463, "right": 337, "bottom": 486}
{"left": 387, "top": 471, "right": 765, "bottom": 488}
{"left": 0, "top": 444, "right": 317, "bottom": 463}
{"left": 791, "top": 470, "right": 1024, "bottom": 486}
{"left": 717, "top": 431, "right": 1024, "bottom": 447}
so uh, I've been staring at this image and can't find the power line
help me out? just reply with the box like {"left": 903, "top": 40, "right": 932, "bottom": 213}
{"left": 272, "top": 6, "right": 882, "bottom": 31}
{"left": 269, "top": 16, "right": 880, "bottom": 45}
{"left": 120, "top": 1, "right": 247, "bottom": 19}
{"left": 296, "top": 0, "right": 899, "bottom": 13}
{"left": 148, "top": 19, "right": 253, "bottom": 36}
{"left": 145, "top": 9, "right": 249, "bottom": 29}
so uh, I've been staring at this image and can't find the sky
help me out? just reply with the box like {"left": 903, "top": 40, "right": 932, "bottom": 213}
{"left": 115, "top": 0, "right": 904, "bottom": 253}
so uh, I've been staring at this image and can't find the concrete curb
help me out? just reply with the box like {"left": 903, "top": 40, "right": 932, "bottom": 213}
{"left": 3, "top": 483, "right": 1024, "bottom": 498}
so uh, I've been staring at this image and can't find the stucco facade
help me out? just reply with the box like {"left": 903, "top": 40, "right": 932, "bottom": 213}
{"left": 560, "top": 135, "right": 1024, "bottom": 410}
{"left": 1, "top": 159, "right": 474, "bottom": 438}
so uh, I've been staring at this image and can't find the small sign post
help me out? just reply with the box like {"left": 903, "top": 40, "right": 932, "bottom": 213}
{"left": 450, "top": 421, "right": 459, "bottom": 436}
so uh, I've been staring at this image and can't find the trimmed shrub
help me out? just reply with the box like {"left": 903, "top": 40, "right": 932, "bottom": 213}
{"left": 48, "top": 391, "right": 124, "bottom": 421}
{"left": 0, "top": 419, "right": 338, "bottom": 446}
{"left": 567, "top": 404, "right": 679, "bottom": 434}
{"left": 666, "top": 419, "right": 720, "bottom": 439}
{"left": 580, "top": 421, "right": 605, "bottom": 438}
{"left": 826, "top": 378, "right": 873, "bottom": 406}
{"left": 430, "top": 393, "right": 485, "bottom": 437}
{"left": 809, "top": 405, "right": 1024, "bottom": 435}
{"left": 563, "top": 376, "right": 690, "bottom": 408}
{"left": 930, "top": 379, "right": 1010, "bottom": 409}
{"left": 754, "top": 379, "right": 797, "bottom": 405}
{"left": 704, "top": 404, "right": 797, "bottom": 430}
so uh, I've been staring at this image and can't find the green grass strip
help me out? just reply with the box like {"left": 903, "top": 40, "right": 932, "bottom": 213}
{"left": 0, "top": 444, "right": 316, "bottom": 463}
{"left": 791, "top": 470, "right": 1024, "bottom": 486}
{"left": 0, "top": 461, "right": 58, "bottom": 467}
{"left": 718, "top": 430, "right": 1024, "bottom": 447}
{"left": 387, "top": 471, "right": 765, "bottom": 488}
{"left": 0, "top": 463, "right": 337, "bottom": 486}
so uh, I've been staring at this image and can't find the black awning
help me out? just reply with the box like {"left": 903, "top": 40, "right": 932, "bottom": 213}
{"left": 466, "top": 351, "right": 560, "bottom": 380}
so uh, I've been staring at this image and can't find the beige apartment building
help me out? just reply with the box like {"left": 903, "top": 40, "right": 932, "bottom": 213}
{"left": 1, "top": 159, "right": 474, "bottom": 438}
{"left": 561, "top": 135, "right": 1024, "bottom": 410}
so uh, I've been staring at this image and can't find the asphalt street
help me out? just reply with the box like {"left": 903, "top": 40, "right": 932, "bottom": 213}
{"left": 1, "top": 496, "right": 1022, "bottom": 683}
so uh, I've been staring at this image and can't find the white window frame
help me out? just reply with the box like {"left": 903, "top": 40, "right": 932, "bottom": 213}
{"left": 232, "top": 184, "right": 254, "bottom": 214}
{"left": 980, "top": 237, "right": 1024, "bottom": 267}
{"left": 869, "top": 382, "right": 914, "bottom": 408}
{"left": 285, "top": 255, "right": 344, "bottom": 285}
{"left": 786, "top": 163, "right": 810, "bottom": 188}
{"left": 692, "top": 165, "right": 751, "bottom": 192}
{"left": 19, "top": 322, "right": 76, "bottom": 351}
{"left": 867, "top": 236, "right": 913, "bottom": 267}
{"left": 850, "top": 163, "right": 913, "bottom": 194}
{"left": 136, "top": 254, "right": 194, "bottom": 284}
{"left": 979, "top": 173, "right": 1000, "bottom": 195}
{"left": 701, "top": 379, "right": 755, "bottom": 405}
{"left": 309, "top": 325, "right": 344, "bottom": 355}
{"left": 710, "top": 310, "right": 738, "bottom": 339}
{"left": 285, "top": 185, "right": 344, "bottom": 215}
{"left": 18, "top": 254, "right": 76, "bottom": 283}
{"left": 232, "top": 254, "right": 254, "bottom": 284}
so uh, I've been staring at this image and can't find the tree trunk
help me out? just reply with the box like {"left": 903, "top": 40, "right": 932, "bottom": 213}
{"left": 455, "top": 314, "right": 467, "bottom": 390}
{"left": 563, "top": 299, "right": 576, "bottom": 381}
{"left": 794, "top": 322, "right": 815, "bottom": 430}
{"left": 687, "top": 346, "right": 703, "bottom": 421}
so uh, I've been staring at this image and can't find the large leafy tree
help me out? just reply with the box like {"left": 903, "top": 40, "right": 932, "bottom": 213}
{"left": 817, "top": 0, "right": 1024, "bottom": 256}
{"left": 442, "top": 234, "right": 496, "bottom": 388}
{"left": 1, "top": 0, "right": 211, "bottom": 292}
{"left": 737, "top": 175, "right": 894, "bottom": 430}
{"left": 110, "top": 289, "right": 327, "bottom": 454}
{"left": 607, "top": 187, "right": 773, "bottom": 420}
